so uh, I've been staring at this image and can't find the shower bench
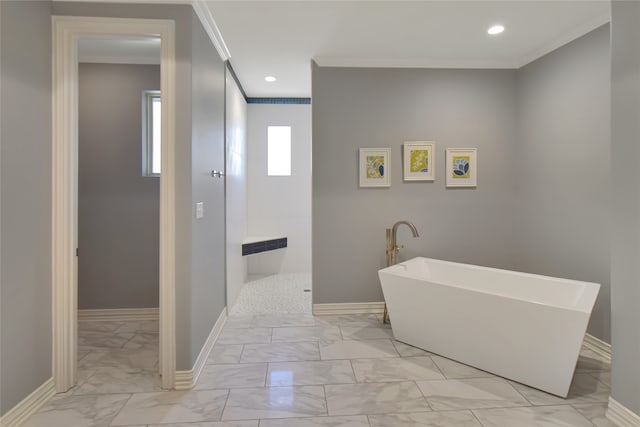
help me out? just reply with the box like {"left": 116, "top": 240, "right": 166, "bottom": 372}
{"left": 242, "top": 236, "right": 287, "bottom": 256}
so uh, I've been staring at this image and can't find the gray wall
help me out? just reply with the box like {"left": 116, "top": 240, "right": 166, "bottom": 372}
{"left": 78, "top": 63, "right": 160, "bottom": 310}
{"left": 611, "top": 0, "right": 640, "bottom": 416}
{"left": 189, "top": 11, "right": 226, "bottom": 368}
{"left": 53, "top": 2, "right": 197, "bottom": 371}
{"left": 312, "top": 25, "right": 611, "bottom": 343}
{"left": 515, "top": 25, "right": 611, "bottom": 341}
{"left": 0, "top": 0, "right": 52, "bottom": 415}
{"left": 52, "top": 2, "right": 227, "bottom": 371}
{"left": 312, "top": 65, "right": 519, "bottom": 304}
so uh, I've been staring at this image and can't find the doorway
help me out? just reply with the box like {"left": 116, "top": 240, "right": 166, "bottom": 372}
{"left": 52, "top": 16, "right": 177, "bottom": 392}
{"left": 75, "top": 37, "right": 162, "bottom": 392}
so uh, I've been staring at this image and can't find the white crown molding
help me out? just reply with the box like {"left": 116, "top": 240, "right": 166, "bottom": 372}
{"left": 78, "top": 308, "right": 160, "bottom": 322}
{"left": 516, "top": 11, "right": 610, "bottom": 68}
{"left": 192, "top": 0, "right": 231, "bottom": 61}
{"left": 0, "top": 378, "right": 55, "bottom": 427}
{"left": 583, "top": 333, "right": 612, "bottom": 363}
{"left": 175, "top": 308, "right": 228, "bottom": 390}
{"left": 79, "top": 55, "right": 161, "bottom": 65}
{"left": 607, "top": 398, "right": 640, "bottom": 427}
{"left": 313, "top": 302, "right": 385, "bottom": 316}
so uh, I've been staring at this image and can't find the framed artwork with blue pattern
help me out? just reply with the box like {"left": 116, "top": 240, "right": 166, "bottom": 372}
{"left": 446, "top": 148, "right": 477, "bottom": 187}
{"left": 403, "top": 141, "right": 436, "bottom": 181}
{"left": 359, "top": 148, "right": 391, "bottom": 187}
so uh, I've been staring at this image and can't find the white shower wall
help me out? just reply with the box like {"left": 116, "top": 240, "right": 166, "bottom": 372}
{"left": 225, "top": 73, "right": 248, "bottom": 310}
{"left": 247, "top": 104, "right": 312, "bottom": 276}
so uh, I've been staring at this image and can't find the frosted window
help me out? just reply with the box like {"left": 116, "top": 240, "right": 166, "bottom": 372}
{"left": 143, "top": 90, "right": 161, "bottom": 176}
{"left": 267, "top": 126, "right": 291, "bottom": 176}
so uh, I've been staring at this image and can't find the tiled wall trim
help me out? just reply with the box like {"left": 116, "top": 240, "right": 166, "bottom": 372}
{"left": 247, "top": 98, "right": 311, "bottom": 104}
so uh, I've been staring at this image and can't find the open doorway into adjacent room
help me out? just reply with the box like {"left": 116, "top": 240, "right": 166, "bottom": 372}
{"left": 74, "top": 36, "right": 162, "bottom": 393}
{"left": 52, "top": 16, "right": 177, "bottom": 393}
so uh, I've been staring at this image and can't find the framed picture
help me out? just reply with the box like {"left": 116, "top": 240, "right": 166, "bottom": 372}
{"left": 403, "top": 141, "right": 435, "bottom": 181}
{"left": 359, "top": 148, "right": 391, "bottom": 187}
{"left": 446, "top": 148, "right": 477, "bottom": 187}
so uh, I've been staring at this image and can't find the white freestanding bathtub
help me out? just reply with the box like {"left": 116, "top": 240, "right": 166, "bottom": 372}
{"left": 378, "top": 257, "right": 600, "bottom": 397}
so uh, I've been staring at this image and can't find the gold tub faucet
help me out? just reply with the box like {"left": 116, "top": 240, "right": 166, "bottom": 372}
{"left": 383, "top": 221, "right": 419, "bottom": 324}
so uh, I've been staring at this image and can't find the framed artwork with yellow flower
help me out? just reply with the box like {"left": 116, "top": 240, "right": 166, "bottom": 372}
{"left": 359, "top": 148, "right": 391, "bottom": 187}
{"left": 403, "top": 142, "right": 435, "bottom": 182}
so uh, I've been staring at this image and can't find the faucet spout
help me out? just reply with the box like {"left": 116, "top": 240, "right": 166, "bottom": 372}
{"left": 392, "top": 220, "right": 419, "bottom": 238}
{"left": 386, "top": 220, "right": 420, "bottom": 267}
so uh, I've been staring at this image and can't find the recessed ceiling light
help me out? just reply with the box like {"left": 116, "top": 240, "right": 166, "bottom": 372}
{"left": 265, "top": 76, "right": 277, "bottom": 82}
{"left": 488, "top": 25, "right": 505, "bottom": 35}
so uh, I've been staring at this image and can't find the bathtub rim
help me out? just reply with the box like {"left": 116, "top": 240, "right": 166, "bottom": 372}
{"left": 379, "top": 256, "right": 600, "bottom": 313}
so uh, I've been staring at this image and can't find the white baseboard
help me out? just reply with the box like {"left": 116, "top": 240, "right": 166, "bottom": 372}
{"left": 0, "top": 377, "right": 55, "bottom": 427}
{"left": 583, "top": 333, "right": 612, "bottom": 363}
{"left": 175, "top": 308, "right": 227, "bottom": 390}
{"left": 174, "top": 369, "right": 194, "bottom": 391}
{"left": 607, "top": 397, "right": 640, "bottom": 427}
{"left": 313, "top": 302, "right": 385, "bottom": 315}
{"left": 78, "top": 308, "right": 159, "bottom": 322}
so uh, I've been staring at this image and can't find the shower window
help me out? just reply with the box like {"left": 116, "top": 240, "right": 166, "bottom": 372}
{"left": 267, "top": 125, "right": 291, "bottom": 176}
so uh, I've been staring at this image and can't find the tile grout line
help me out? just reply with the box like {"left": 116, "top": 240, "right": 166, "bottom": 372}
{"left": 106, "top": 392, "right": 136, "bottom": 426}
{"left": 413, "top": 380, "right": 434, "bottom": 412}
{"left": 427, "top": 355, "right": 446, "bottom": 378}
{"left": 568, "top": 404, "right": 603, "bottom": 427}
{"left": 470, "top": 408, "right": 489, "bottom": 427}
{"left": 218, "top": 388, "right": 232, "bottom": 422}
{"left": 322, "top": 383, "right": 329, "bottom": 417}
{"left": 238, "top": 344, "right": 247, "bottom": 363}
{"left": 339, "top": 325, "right": 346, "bottom": 341}
{"left": 348, "top": 359, "right": 359, "bottom": 384}
{"left": 263, "top": 362, "right": 269, "bottom": 387}
{"left": 509, "top": 381, "right": 538, "bottom": 406}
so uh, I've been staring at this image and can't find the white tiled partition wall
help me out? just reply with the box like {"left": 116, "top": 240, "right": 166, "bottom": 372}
{"left": 226, "top": 70, "right": 249, "bottom": 310}
{"left": 246, "top": 103, "right": 312, "bottom": 278}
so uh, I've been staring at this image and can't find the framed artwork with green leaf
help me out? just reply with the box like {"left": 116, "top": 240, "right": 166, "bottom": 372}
{"left": 359, "top": 148, "right": 391, "bottom": 187}
{"left": 403, "top": 142, "right": 435, "bottom": 181}
{"left": 446, "top": 148, "right": 477, "bottom": 187}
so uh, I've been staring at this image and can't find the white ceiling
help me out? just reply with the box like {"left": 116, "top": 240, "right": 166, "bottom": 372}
{"left": 204, "top": 0, "right": 610, "bottom": 98}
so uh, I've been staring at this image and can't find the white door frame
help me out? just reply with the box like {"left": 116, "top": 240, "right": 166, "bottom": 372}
{"left": 52, "top": 15, "right": 176, "bottom": 391}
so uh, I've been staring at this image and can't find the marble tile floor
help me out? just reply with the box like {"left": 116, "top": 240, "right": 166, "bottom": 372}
{"left": 24, "top": 313, "right": 615, "bottom": 427}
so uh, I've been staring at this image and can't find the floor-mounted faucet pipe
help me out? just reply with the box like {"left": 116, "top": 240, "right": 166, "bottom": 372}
{"left": 383, "top": 220, "right": 420, "bottom": 324}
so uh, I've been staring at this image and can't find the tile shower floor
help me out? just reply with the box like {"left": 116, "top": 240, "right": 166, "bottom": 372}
{"left": 24, "top": 314, "right": 614, "bottom": 427}
{"left": 230, "top": 273, "right": 312, "bottom": 315}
